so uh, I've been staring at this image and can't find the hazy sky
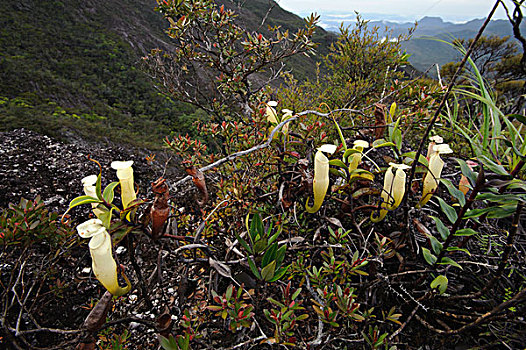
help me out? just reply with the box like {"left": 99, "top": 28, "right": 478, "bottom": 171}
{"left": 277, "top": 0, "right": 510, "bottom": 22}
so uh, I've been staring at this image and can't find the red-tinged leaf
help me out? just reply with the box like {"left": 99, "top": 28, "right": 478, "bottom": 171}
{"left": 459, "top": 175, "right": 470, "bottom": 195}
{"left": 206, "top": 305, "right": 223, "bottom": 311}
{"left": 289, "top": 151, "right": 300, "bottom": 158}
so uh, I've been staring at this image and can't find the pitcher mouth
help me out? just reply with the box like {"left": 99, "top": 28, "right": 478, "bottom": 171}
{"left": 88, "top": 230, "right": 109, "bottom": 250}
{"left": 77, "top": 219, "right": 105, "bottom": 239}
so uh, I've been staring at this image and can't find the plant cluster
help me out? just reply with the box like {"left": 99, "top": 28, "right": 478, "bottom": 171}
{"left": 2, "top": 1, "right": 526, "bottom": 349}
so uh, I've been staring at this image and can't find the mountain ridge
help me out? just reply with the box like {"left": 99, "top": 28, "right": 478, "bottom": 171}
{"left": 313, "top": 13, "right": 525, "bottom": 73}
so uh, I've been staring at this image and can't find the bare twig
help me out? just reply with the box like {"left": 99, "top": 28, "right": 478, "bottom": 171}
{"left": 103, "top": 316, "right": 157, "bottom": 329}
{"left": 227, "top": 335, "right": 267, "bottom": 349}
{"left": 170, "top": 108, "right": 367, "bottom": 190}
{"left": 305, "top": 274, "right": 325, "bottom": 347}
{"left": 402, "top": 1, "right": 501, "bottom": 225}
{"left": 388, "top": 304, "right": 420, "bottom": 342}
{"left": 172, "top": 244, "right": 210, "bottom": 255}
{"left": 6, "top": 325, "right": 82, "bottom": 336}
{"left": 418, "top": 287, "right": 526, "bottom": 335}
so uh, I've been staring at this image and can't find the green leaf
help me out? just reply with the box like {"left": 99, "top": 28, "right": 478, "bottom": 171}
{"left": 402, "top": 152, "right": 429, "bottom": 167}
{"left": 235, "top": 231, "right": 253, "bottom": 255}
{"left": 436, "top": 197, "right": 458, "bottom": 223}
{"left": 268, "top": 229, "right": 280, "bottom": 246}
{"left": 253, "top": 239, "right": 268, "bottom": 255}
{"left": 275, "top": 245, "right": 286, "bottom": 268}
{"left": 502, "top": 138, "right": 526, "bottom": 160}
{"left": 476, "top": 193, "right": 523, "bottom": 203}
{"left": 507, "top": 179, "right": 526, "bottom": 192}
{"left": 282, "top": 310, "right": 294, "bottom": 321}
{"left": 509, "top": 113, "right": 526, "bottom": 126}
{"left": 389, "top": 102, "right": 397, "bottom": 119}
{"left": 377, "top": 332, "right": 389, "bottom": 345}
{"left": 456, "top": 158, "right": 477, "bottom": 187}
{"left": 178, "top": 334, "right": 189, "bottom": 349}
{"left": 267, "top": 297, "right": 285, "bottom": 308}
{"left": 159, "top": 335, "right": 178, "bottom": 350}
{"left": 262, "top": 242, "right": 278, "bottom": 268}
{"left": 422, "top": 248, "right": 437, "bottom": 265}
{"left": 206, "top": 305, "right": 223, "bottom": 312}
{"left": 430, "top": 216, "right": 450, "bottom": 240}
{"left": 486, "top": 204, "right": 518, "bottom": 219}
{"left": 429, "top": 235, "right": 443, "bottom": 255}
{"left": 430, "top": 275, "right": 448, "bottom": 294}
{"left": 446, "top": 246, "right": 471, "bottom": 255}
{"left": 98, "top": 208, "right": 114, "bottom": 230}
{"left": 463, "top": 207, "right": 493, "bottom": 219}
{"left": 479, "top": 155, "right": 509, "bottom": 176}
{"left": 394, "top": 128, "right": 402, "bottom": 151}
{"left": 263, "top": 309, "right": 273, "bottom": 323}
{"left": 248, "top": 257, "right": 261, "bottom": 280}
{"left": 296, "top": 314, "right": 309, "bottom": 321}
{"left": 111, "top": 226, "right": 134, "bottom": 246}
{"left": 350, "top": 169, "right": 374, "bottom": 181}
{"left": 438, "top": 257, "right": 462, "bottom": 269}
{"left": 68, "top": 195, "right": 101, "bottom": 209}
{"left": 329, "top": 159, "right": 348, "bottom": 169}
{"left": 440, "top": 178, "right": 466, "bottom": 207}
{"left": 372, "top": 141, "right": 396, "bottom": 148}
{"left": 454, "top": 228, "right": 477, "bottom": 236}
{"left": 269, "top": 265, "right": 289, "bottom": 282}
{"left": 102, "top": 181, "right": 119, "bottom": 204}
{"left": 292, "top": 288, "right": 302, "bottom": 300}
{"left": 343, "top": 149, "right": 361, "bottom": 158}
{"left": 329, "top": 168, "right": 347, "bottom": 178}
{"left": 261, "top": 260, "right": 276, "bottom": 281}
{"left": 250, "top": 213, "right": 264, "bottom": 242}
{"left": 225, "top": 285, "right": 233, "bottom": 300}
{"left": 266, "top": 219, "right": 275, "bottom": 238}
{"left": 332, "top": 116, "right": 348, "bottom": 151}
{"left": 95, "top": 173, "right": 103, "bottom": 200}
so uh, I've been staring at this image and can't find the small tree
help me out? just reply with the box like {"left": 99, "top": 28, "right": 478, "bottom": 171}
{"left": 440, "top": 35, "right": 526, "bottom": 112}
{"left": 440, "top": 35, "right": 521, "bottom": 84}
{"left": 281, "top": 16, "right": 412, "bottom": 111}
{"left": 322, "top": 17, "right": 411, "bottom": 109}
{"left": 146, "top": 0, "right": 318, "bottom": 121}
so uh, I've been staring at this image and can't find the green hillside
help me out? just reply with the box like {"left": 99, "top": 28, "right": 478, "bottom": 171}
{"left": 0, "top": 0, "right": 332, "bottom": 148}
{"left": 0, "top": 0, "right": 207, "bottom": 148}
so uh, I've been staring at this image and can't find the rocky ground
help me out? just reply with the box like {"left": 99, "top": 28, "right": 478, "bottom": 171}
{"left": 0, "top": 128, "right": 178, "bottom": 213}
{"left": 0, "top": 129, "right": 194, "bottom": 349}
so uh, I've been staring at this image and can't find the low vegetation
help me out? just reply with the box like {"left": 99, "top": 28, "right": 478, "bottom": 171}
{"left": 1, "top": 0, "right": 526, "bottom": 349}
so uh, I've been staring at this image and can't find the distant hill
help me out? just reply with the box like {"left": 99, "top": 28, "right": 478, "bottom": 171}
{"left": 373, "top": 17, "right": 526, "bottom": 74}
{"left": 320, "top": 14, "right": 526, "bottom": 75}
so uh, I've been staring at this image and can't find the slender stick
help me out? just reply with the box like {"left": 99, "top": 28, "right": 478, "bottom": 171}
{"left": 126, "top": 233, "right": 153, "bottom": 308}
{"left": 402, "top": 1, "right": 501, "bottom": 221}
{"left": 170, "top": 108, "right": 364, "bottom": 190}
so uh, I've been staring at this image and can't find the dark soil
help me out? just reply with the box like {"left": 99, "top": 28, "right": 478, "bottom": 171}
{"left": 0, "top": 128, "right": 177, "bottom": 212}
{"left": 0, "top": 129, "right": 187, "bottom": 349}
